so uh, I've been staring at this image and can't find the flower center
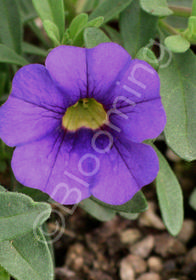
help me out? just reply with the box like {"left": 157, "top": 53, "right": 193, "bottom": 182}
{"left": 62, "top": 98, "right": 107, "bottom": 131}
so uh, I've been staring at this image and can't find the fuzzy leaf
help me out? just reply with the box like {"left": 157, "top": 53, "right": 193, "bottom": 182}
{"left": 0, "top": 191, "right": 51, "bottom": 241}
{"left": 136, "top": 47, "right": 159, "bottom": 70}
{"left": 155, "top": 147, "right": 184, "bottom": 236}
{"left": 22, "top": 42, "right": 48, "bottom": 57}
{"left": 189, "top": 188, "right": 196, "bottom": 210}
{"left": 0, "top": 0, "right": 22, "bottom": 53}
{"left": 84, "top": 27, "right": 111, "bottom": 48}
{"left": 32, "top": 0, "right": 65, "bottom": 40}
{"left": 120, "top": 1, "right": 158, "bottom": 57}
{"left": 89, "top": 0, "right": 133, "bottom": 23}
{"left": 69, "top": 13, "right": 89, "bottom": 39}
{"left": 0, "top": 266, "right": 10, "bottom": 280}
{"left": 0, "top": 44, "right": 28, "bottom": 66}
{"left": 0, "top": 229, "right": 54, "bottom": 280}
{"left": 91, "top": 191, "right": 148, "bottom": 213}
{"left": 140, "top": 0, "right": 173, "bottom": 16}
{"left": 159, "top": 49, "right": 196, "bottom": 160}
{"left": 165, "top": 35, "right": 190, "bottom": 53}
{"left": 80, "top": 198, "right": 116, "bottom": 221}
{"left": 43, "top": 20, "right": 60, "bottom": 45}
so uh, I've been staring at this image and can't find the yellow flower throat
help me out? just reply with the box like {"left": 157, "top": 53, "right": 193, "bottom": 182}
{"left": 62, "top": 98, "right": 108, "bottom": 131}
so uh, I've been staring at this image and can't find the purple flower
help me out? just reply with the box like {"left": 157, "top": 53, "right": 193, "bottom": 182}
{"left": 0, "top": 43, "right": 166, "bottom": 205}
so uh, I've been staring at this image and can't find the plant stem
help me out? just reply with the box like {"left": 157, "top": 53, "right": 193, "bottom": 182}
{"left": 159, "top": 20, "right": 179, "bottom": 35}
{"left": 169, "top": 5, "right": 192, "bottom": 17}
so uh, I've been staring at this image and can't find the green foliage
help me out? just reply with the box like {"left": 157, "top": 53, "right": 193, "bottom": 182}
{"left": 136, "top": 47, "right": 159, "bottom": 70}
{"left": 80, "top": 197, "right": 141, "bottom": 222}
{"left": 0, "top": 191, "right": 51, "bottom": 241}
{"left": 140, "top": 0, "right": 173, "bottom": 16}
{"left": 80, "top": 198, "right": 116, "bottom": 221}
{"left": 91, "top": 191, "right": 148, "bottom": 214}
{"left": 89, "top": 0, "right": 134, "bottom": 23}
{"left": 69, "top": 13, "right": 89, "bottom": 40}
{"left": 0, "top": 2, "right": 196, "bottom": 276}
{"left": 103, "top": 25, "right": 123, "bottom": 45}
{"left": 120, "top": 1, "right": 158, "bottom": 57}
{"left": 0, "top": 185, "right": 6, "bottom": 192}
{"left": 64, "top": 14, "right": 104, "bottom": 46}
{"left": 184, "top": 16, "right": 196, "bottom": 43}
{"left": 32, "top": 0, "right": 65, "bottom": 41}
{"left": 22, "top": 42, "right": 48, "bottom": 57}
{"left": 189, "top": 188, "right": 196, "bottom": 210}
{"left": 15, "top": 185, "right": 49, "bottom": 202}
{"left": 119, "top": 212, "right": 139, "bottom": 220}
{"left": 0, "top": 0, "right": 22, "bottom": 53}
{"left": 0, "top": 266, "right": 10, "bottom": 280}
{"left": 192, "top": 0, "right": 196, "bottom": 16}
{"left": 84, "top": 27, "right": 111, "bottom": 48}
{"left": 0, "top": 44, "right": 28, "bottom": 65}
{"left": 43, "top": 20, "right": 61, "bottom": 46}
{"left": 0, "top": 190, "right": 53, "bottom": 280}
{"left": 17, "top": 0, "right": 37, "bottom": 23}
{"left": 0, "top": 229, "right": 54, "bottom": 280}
{"left": 84, "top": 26, "right": 109, "bottom": 46}
{"left": 155, "top": 147, "right": 184, "bottom": 236}
{"left": 165, "top": 35, "right": 190, "bottom": 52}
{"left": 159, "top": 49, "right": 196, "bottom": 161}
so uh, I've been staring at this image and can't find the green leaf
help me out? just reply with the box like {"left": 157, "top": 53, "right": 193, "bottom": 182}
{"left": 84, "top": 27, "right": 111, "bottom": 48}
{"left": 119, "top": 212, "right": 139, "bottom": 220}
{"left": 159, "top": 49, "right": 196, "bottom": 161}
{"left": 192, "top": 0, "right": 196, "bottom": 16}
{"left": 15, "top": 184, "right": 49, "bottom": 202}
{"left": 22, "top": 42, "right": 48, "bottom": 57}
{"left": 0, "top": 266, "right": 10, "bottom": 280}
{"left": 0, "top": 0, "right": 22, "bottom": 53}
{"left": 32, "top": 0, "right": 65, "bottom": 40}
{"left": 136, "top": 47, "right": 159, "bottom": 70}
{"left": 91, "top": 191, "right": 148, "bottom": 213}
{"left": 0, "top": 229, "right": 54, "bottom": 280}
{"left": 184, "top": 16, "right": 196, "bottom": 43}
{"left": 0, "top": 44, "right": 28, "bottom": 66}
{"left": 86, "top": 16, "right": 104, "bottom": 28}
{"left": 89, "top": 0, "right": 134, "bottom": 23}
{"left": 103, "top": 25, "right": 123, "bottom": 45}
{"left": 17, "top": 0, "right": 37, "bottom": 23}
{"left": 140, "top": 0, "right": 173, "bottom": 16}
{"left": 0, "top": 191, "right": 51, "bottom": 242}
{"left": 69, "top": 13, "right": 89, "bottom": 39}
{"left": 165, "top": 35, "right": 190, "bottom": 53}
{"left": 67, "top": 14, "right": 104, "bottom": 46}
{"left": 189, "top": 188, "right": 196, "bottom": 210}
{"left": 80, "top": 0, "right": 100, "bottom": 13}
{"left": 0, "top": 185, "right": 6, "bottom": 192}
{"left": 120, "top": 1, "right": 158, "bottom": 57}
{"left": 80, "top": 198, "right": 116, "bottom": 221}
{"left": 43, "top": 20, "right": 60, "bottom": 46}
{"left": 155, "top": 147, "right": 184, "bottom": 236}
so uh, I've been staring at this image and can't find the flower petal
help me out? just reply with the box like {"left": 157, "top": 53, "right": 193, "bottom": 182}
{"left": 86, "top": 44, "right": 166, "bottom": 141}
{"left": 45, "top": 45, "right": 87, "bottom": 102}
{"left": 106, "top": 59, "right": 166, "bottom": 142}
{"left": 12, "top": 127, "right": 159, "bottom": 205}
{"left": 11, "top": 130, "right": 91, "bottom": 204}
{"left": 90, "top": 138, "right": 159, "bottom": 205}
{"left": 86, "top": 42, "right": 131, "bottom": 103}
{"left": 109, "top": 98, "right": 166, "bottom": 142}
{"left": 0, "top": 64, "right": 67, "bottom": 146}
